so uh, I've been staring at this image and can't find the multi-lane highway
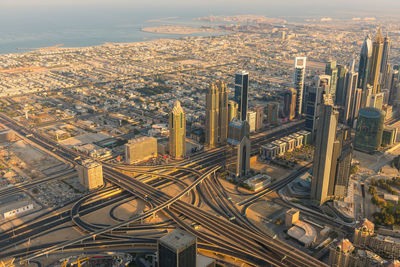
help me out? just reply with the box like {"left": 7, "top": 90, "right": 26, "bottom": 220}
{"left": 0, "top": 113, "right": 329, "bottom": 266}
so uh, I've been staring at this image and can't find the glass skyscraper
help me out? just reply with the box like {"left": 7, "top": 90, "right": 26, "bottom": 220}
{"left": 293, "top": 57, "right": 307, "bottom": 117}
{"left": 234, "top": 71, "right": 249, "bottom": 121}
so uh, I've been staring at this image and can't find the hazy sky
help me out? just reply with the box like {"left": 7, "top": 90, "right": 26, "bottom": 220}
{"left": 1, "top": 0, "right": 399, "bottom": 16}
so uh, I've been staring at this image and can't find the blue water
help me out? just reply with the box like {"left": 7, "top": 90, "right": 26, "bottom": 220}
{"left": 0, "top": 3, "right": 396, "bottom": 55}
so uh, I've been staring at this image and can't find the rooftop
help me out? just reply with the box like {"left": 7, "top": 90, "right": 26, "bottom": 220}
{"left": 159, "top": 229, "right": 196, "bottom": 252}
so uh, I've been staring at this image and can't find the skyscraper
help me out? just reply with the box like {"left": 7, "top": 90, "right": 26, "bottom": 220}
{"left": 283, "top": 88, "right": 297, "bottom": 120}
{"left": 228, "top": 100, "right": 238, "bottom": 122}
{"left": 325, "top": 60, "right": 338, "bottom": 98}
{"left": 253, "top": 106, "right": 264, "bottom": 130}
{"left": 205, "top": 81, "right": 228, "bottom": 147}
{"left": 368, "top": 28, "right": 384, "bottom": 94}
{"left": 234, "top": 71, "right": 249, "bottom": 121}
{"left": 226, "top": 119, "right": 251, "bottom": 179}
{"left": 305, "top": 75, "right": 330, "bottom": 138}
{"left": 266, "top": 102, "right": 279, "bottom": 124}
{"left": 358, "top": 35, "right": 372, "bottom": 91}
{"left": 343, "top": 60, "right": 359, "bottom": 125}
{"left": 293, "top": 57, "right": 307, "bottom": 117}
{"left": 169, "top": 101, "right": 186, "bottom": 159}
{"left": 380, "top": 33, "right": 391, "bottom": 89}
{"left": 311, "top": 94, "right": 339, "bottom": 205}
{"left": 354, "top": 107, "right": 385, "bottom": 153}
{"left": 335, "top": 64, "right": 348, "bottom": 107}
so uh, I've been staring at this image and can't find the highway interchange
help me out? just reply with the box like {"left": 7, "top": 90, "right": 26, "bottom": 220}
{"left": 0, "top": 113, "right": 332, "bottom": 267}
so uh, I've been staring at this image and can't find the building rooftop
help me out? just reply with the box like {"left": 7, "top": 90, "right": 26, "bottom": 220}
{"left": 336, "top": 239, "right": 354, "bottom": 254}
{"left": 127, "top": 136, "right": 156, "bottom": 145}
{"left": 159, "top": 229, "right": 196, "bottom": 252}
{"left": 82, "top": 159, "right": 102, "bottom": 168}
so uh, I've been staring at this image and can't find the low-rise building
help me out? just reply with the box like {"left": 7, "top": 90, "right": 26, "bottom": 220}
{"left": 260, "top": 144, "right": 279, "bottom": 160}
{"left": 244, "top": 174, "right": 272, "bottom": 191}
{"left": 125, "top": 136, "right": 157, "bottom": 164}
{"left": 285, "top": 208, "right": 299, "bottom": 227}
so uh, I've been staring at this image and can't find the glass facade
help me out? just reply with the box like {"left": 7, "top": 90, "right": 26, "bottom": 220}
{"left": 354, "top": 107, "right": 385, "bottom": 153}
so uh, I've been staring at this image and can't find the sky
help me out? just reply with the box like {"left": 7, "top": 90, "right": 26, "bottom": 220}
{"left": 1, "top": 0, "right": 400, "bottom": 17}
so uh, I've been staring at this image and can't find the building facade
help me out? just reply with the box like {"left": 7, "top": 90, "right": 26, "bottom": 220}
{"left": 169, "top": 101, "right": 186, "bottom": 159}
{"left": 325, "top": 60, "right": 338, "bottom": 98}
{"left": 234, "top": 71, "right": 249, "bottom": 121}
{"left": 283, "top": 88, "right": 297, "bottom": 120}
{"left": 227, "top": 119, "right": 251, "bottom": 179}
{"left": 368, "top": 28, "right": 384, "bottom": 94}
{"left": 205, "top": 81, "right": 228, "bottom": 147}
{"left": 354, "top": 107, "right": 385, "bottom": 153}
{"left": 125, "top": 136, "right": 157, "bottom": 164}
{"left": 293, "top": 57, "right": 307, "bottom": 117}
{"left": 78, "top": 160, "right": 104, "bottom": 190}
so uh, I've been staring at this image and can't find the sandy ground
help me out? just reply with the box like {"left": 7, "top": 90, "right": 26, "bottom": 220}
{"left": 8, "top": 140, "right": 60, "bottom": 171}
{"left": 112, "top": 198, "right": 146, "bottom": 221}
{"left": 251, "top": 160, "right": 292, "bottom": 182}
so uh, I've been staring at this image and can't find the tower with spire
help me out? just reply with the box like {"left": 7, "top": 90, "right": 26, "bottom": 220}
{"left": 368, "top": 28, "right": 384, "bottom": 94}
{"left": 169, "top": 100, "right": 186, "bottom": 159}
{"left": 358, "top": 34, "right": 372, "bottom": 91}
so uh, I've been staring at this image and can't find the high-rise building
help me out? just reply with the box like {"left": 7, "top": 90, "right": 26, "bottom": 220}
{"left": 358, "top": 35, "right": 372, "bottom": 91}
{"left": 325, "top": 60, "right": 338, "bottom": 98}
{"left": 389, "top": 69, "right": 399, "bottom": 105}
{"left": 78, "top": 160, "right": 103, "bottom": 190}
{"left": 380, "top": 33, "right": 391, "bottom": 89}
{"left": 125, "top": 136, "right": 157, "bottom": 164}
{"left": 305, "top": 75, "right": 330, "bottom": 138}
{"left": 370, "top": 92, "right": 384, "bottom": 110}
{"left": 158, "top": 229, "right": 197, "bottom": 267}
{"left": 253, "top": 106, "right": 264, "bottom": 130}
{"left": 311, "top": 94, "right": 339, "bottom": 205}
{"left": 169, "top": 101, "right": 186, "bottom": 159}
{"left": 343, "top": 60, "right": 359, "bottom": 125}
{"left": 354, "top": 107, "right": 385, "bottom": 153}
{"left": 234, "top": 71, "right": 249, "bottom": 121}
{"left": 368, "top": 28, "right": 384, "bottom": 94}
{"left": 336, "top": 64, "right": 348, "bottom": 107}
{"left": 293, "top": 57, "right": 307, "bottom": 117}
{"left": 352, "top": 88, "right": 363, "bottom": 124}
{"left": 266, "top": 102, "right": 279, "bottom": 124}
{"left": 283, "top": 88, "right": 297, "bottom": 120}
{"left": 329, "top": 239, "right": 355, "bottom": 267}
{"left": 228, "top": 100, "right": 238, "bottom": 122}
{"left": 226, "top": 119, "right": 250, "bottom": 178}
{"left": 205, "top": 81, "right": 228, "bottom": 147}
{"left": 247, "top": 111, "right": 256, "bottom": 132}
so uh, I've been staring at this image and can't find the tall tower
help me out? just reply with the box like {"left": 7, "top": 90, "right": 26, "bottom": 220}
{"left": 283, "top": 88, "right": 297, "bottom": 120}
{"left": 311, "top": 94, "right": 339, "bottom": 205}
{"left": 335, "top": 64, "right": 348, "bottom": 107}
{"left": 380, "top": 33, "right": 391, "bottom": 89}
{"left": 169, "top": 101, "right": 186, "bottom": 159}
{"left": 368, "top": 28, "right": 384, "bottom": 94}
{"left": 325, "top": 60, "right": 338, "bottom": 99}
{"left": 343, "top": 60, "right": 359, "bottom": 125}
{"left": 234, "top": 71, "right": 249, "bottom": 121}
{"left": 293, "top": 57, "right": 307, "bottom": 117}
{"left": 305, "top": 75, "right": 330, "bottom": 139}
{"left": 205, "top": 81, "right": 228, "bottom": 147}
{"left": 358, "top": 35, "right": 372, "bottom": 91}
{"left": 228, "top": 100, "right": 238, "bottom": 122}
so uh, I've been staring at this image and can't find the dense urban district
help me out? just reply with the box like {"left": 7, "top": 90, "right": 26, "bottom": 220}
{"left": 0, "top": 14, "right": 400, "bottom": 267}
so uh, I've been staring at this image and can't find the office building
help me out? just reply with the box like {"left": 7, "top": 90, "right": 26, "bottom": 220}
{"left": 354, "top": 107, "right": 385, "bottom": 153}
{"left": 358, "top": 35, "right": 372, "bottom": 91}
{"left": 370, "top": 92, "right": 384, "bottom": 110}
{"left": 247, "top": 111, "right": 256, "bottom": 132}
{"left": 285, "top": 208, "right": 300, "bottom": 227}
{"left": 205, "top": 81, "right": 228, "bottom": 147}
{"left": 293, "top": 57, "right": 307, "bottom": 117}
{"left": 352, "top": 88, "right": 363, "bottom": 125}
{"left": 325, "top": 60, "right": 338, "bottom": 98}
{"left": 266, "top": 102, "right": 279, "bottom": 124}
{"left": 330, "top": 125, "right": 353, "bottom": 199}
{"left": 234, "top": 71, "right": 249, "bottom": 121}
{"left": 343, "top": 60, "right": 359, "bottom": 125}
{"left": 336, "top": 64, "right": 348, "bottom": 107}
{"left": 228, "top": 100, "right": 238, "bottom": 122}
{"left": 125, "top": 136, "right": 157, "bottom": 164}
{"left": 380, "top": 33, "right": 391, "bottom": 89}
{"left": 388, "top": 69, "right": 399, "bottom": 104}
{"left": 305, "top": 75, "right": 330, "bottom": 138}
{"left": 226, "top": 119, "right": 250, "bottom": 179}
{"left": 78, "top": 160, "right": 103, "bottom": 190}
{"left": 283, "top": 88, "right": 297, "bottom": 120}
{"left": 311, "top": 94, "right": 339, "bottom": 205}
{"left": 253, "top": 106, "right": 264, "bottom": 130}
{"left": 368, "top": 28, "right": 384, "bottom": 94}
{"left": 329, "top": 239, "right": 355, "bottom": 267}
{"left": 169, "top": 101, "right": 186, "bottom": 159}
{"left": 158, "top": 229, "right": 197, "bottom": 267}
{"left": 382, "top": 127, "right": 398, "bottom": 146}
